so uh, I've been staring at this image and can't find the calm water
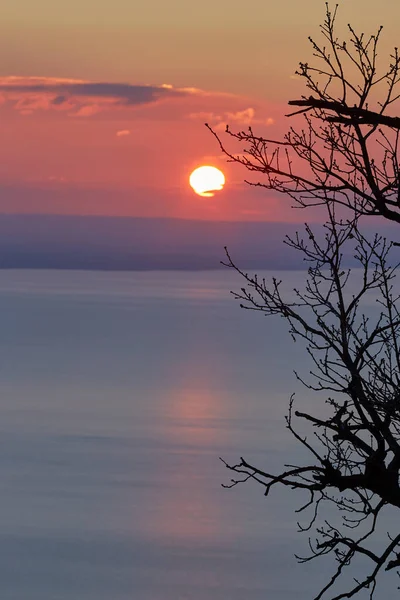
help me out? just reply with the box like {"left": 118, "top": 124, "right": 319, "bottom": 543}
{"left": 0, "top": 269, "right": 366, "bottom": 599}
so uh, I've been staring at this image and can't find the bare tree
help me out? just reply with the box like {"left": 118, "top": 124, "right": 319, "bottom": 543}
{"left": 208, "top": 3, "right": 400, "bottom": 224}
{"left": 210, "top": 4, "right": 400, "bottom": 598}
{"left": 222, "top": 208, "right": 400, "bottom": 598}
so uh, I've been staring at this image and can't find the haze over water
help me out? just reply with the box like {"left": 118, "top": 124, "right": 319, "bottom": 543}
{"left": 0, "top": 268, "right": 374, "bottom": 599}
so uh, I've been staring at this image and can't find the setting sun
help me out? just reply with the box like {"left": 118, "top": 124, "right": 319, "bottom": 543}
{"left": 189, "top": 166, "right": 225, "bottom": 197}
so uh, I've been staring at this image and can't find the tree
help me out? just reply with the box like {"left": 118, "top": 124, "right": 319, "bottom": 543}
{"left": 209, "top": 4, "right": 400, "bottom": 598}
{"left": 208, "top": 4, "right": 400, "bottom": 225}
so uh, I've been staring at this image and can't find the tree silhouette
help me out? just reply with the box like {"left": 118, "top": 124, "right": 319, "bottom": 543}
{"left": 210, "top": 4, "right": 400, "bottom": 598}
{"left": 208, "top": 4, "right": 400, "bottom": 225}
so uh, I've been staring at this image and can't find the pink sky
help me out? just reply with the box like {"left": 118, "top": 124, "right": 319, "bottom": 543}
{"left": 1, "top": 0, "right": 399, "bottom": 221}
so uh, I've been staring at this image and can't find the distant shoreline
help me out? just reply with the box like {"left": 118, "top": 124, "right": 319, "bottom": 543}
{"left": 0, "top": 213, "right": 396, "bottom": 271}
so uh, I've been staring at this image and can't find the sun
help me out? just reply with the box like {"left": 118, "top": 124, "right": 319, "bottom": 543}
{"left": 189, "top": 166, "right": 225, "bottom": 197}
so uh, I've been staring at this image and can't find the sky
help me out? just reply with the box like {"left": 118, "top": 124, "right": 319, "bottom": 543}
{"left": 1, "top": 0, "right": 400, "bottom": 221}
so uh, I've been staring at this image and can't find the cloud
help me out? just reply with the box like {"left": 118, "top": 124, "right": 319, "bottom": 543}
{"left": 226, "top": 107, "right": 256, "bottom": 124}
{"left": 0, "top": 76, "right": 193, "bottom": 116}
{"left": 116, "top": 130, "right": 131, "bottom": 137}
{"left": 52, "top": 95, "right": 68, "bottom": 105}
{"left": 0, "top": 76, "right": 275, "bottom": 130}
{"left": 74, "top": 104, "right": 104, "bottom": 117}
{"left": 188, "top": 107, "right": 274, "bottom": 130}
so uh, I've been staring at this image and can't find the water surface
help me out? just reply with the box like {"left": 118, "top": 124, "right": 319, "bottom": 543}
{"left": 0, "top": 269, "right": 344, "bottom": 599}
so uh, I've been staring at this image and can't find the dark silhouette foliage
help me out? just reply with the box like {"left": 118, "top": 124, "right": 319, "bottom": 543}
{"left": 208, "top": 4, "right": 400, "bottom": 225}
{"left": 211, "top": 5, "right": 400, "bottom": 598}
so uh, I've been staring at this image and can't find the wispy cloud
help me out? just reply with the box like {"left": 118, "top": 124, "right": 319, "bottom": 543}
{"left": 188, "top": 107, "right": 274, "bottom": 130}
{"left": 0, "top": 77, "right": 273, "bottom": 128}
{"left": 0, "top": 76, "right": 200, "bottom": 116}
{"left": 116, "top": 129, "right": 131, "bottom": 137}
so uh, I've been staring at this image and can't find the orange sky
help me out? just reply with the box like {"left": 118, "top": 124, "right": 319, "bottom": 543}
{"left": 1, "top": 1, "right": 399, "bottom": 221}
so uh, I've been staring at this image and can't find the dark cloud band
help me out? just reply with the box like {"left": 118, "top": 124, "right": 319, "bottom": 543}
{"left": 0, "top": 81, "right": 183, "bottom": 106}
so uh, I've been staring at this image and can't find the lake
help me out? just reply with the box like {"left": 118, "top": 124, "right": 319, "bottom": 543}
{"left": 0, "top": 269, "right": 360, "bottom": 599}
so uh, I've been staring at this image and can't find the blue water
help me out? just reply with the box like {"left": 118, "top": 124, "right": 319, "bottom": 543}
{"left": 0, "top": 269, "right": 353, "bottom": 599}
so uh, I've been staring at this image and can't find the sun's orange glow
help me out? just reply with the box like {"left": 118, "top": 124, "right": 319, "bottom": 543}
{"left": 189, "top": 166, "right": 225, "bottom": 197}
